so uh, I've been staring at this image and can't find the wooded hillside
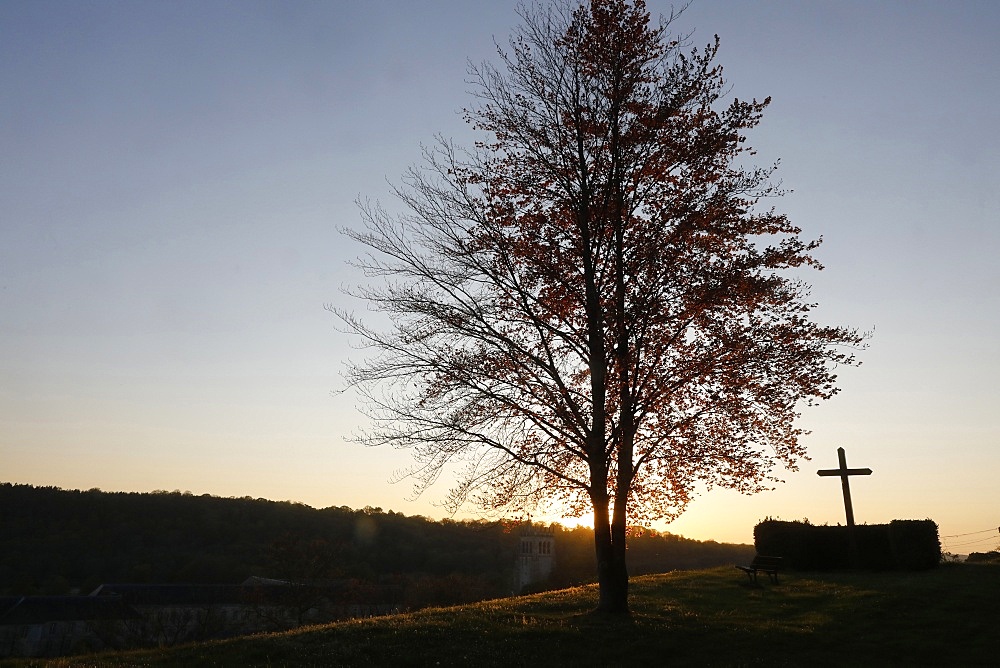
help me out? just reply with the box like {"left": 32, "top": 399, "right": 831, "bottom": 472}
{"left": 0, "top": 483, "right": 752, "bottom": 605}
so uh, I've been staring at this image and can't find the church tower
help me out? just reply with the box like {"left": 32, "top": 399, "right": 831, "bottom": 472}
{"left": 517, "top": 526, "right": 555, "bottom": 592}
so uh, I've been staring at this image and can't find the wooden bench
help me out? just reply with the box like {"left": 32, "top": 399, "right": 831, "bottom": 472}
{"left": 735, "top": 555, "right": 783, "bottom": 584}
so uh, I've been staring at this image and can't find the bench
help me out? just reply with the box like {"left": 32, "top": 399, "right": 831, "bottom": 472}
{"left": 735, "top": 555, "right": 783, "bottom": 584}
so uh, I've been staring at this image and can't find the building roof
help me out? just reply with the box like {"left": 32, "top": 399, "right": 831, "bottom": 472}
{"left": 0, "top": 596, "right": 139, "bottom": 625}
{"left": 0, "top": 597, "right": 20, "bottom": 616}
{"left": 89, "top": 582, "right": 343, "bottom": 606}
{"left": 89, "top": 584, "right": 255, "bottom": 606}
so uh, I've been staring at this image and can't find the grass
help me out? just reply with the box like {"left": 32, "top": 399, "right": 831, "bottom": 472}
{"left": 7, "top": 563, "right": 998, "bottom": 667}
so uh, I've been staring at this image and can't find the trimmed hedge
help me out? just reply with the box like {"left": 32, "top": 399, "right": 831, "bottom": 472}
{"left": 754, "top": 519, "right": 940, "bottom": 571}
{"left": 966, "top": 551, "right": 1000, "bottom": 564}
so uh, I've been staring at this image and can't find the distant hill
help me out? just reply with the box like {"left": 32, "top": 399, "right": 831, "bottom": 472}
{"left": 0, "top": 483, "right": 752, "bottom": 605}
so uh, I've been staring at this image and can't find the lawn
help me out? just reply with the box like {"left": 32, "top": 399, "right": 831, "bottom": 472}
{"left": 8, "top": 563, "right": 998, "bottom": 667}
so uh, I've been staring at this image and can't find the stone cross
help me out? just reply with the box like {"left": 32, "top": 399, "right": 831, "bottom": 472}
{"left": 817, "top": 446, "right": 872, "bottom": 527}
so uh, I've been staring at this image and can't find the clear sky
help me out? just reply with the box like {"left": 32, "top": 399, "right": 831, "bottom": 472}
{"left": 2, "top": 1, "right": 998, "bottom": 552}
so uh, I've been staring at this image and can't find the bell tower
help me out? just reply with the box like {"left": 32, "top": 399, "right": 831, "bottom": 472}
{"left": 517, "top": 525, "right": 555, "bottom": 592}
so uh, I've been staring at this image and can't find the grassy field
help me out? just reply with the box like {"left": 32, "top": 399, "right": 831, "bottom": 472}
{"left": 7, "top": 563, "right": 998, "bottom": 667}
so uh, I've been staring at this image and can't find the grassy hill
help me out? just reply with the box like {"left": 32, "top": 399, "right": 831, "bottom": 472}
{"left": 8, "top": 563, "right": 998, "bottom": 667}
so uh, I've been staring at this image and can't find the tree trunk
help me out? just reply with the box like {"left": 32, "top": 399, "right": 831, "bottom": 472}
{"left": 592, "top": 494, "right": 629, "bottom": 615}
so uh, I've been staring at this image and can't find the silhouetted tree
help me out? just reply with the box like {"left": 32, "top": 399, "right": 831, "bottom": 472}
{"left": 337, "top": 0, "right": 863, "bottom": 614}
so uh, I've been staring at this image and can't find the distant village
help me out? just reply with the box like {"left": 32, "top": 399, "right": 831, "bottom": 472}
{"left": 1, "top": 528, "right": 557, "bottom": 658}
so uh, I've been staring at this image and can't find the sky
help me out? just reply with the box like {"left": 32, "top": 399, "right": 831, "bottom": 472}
{"left": 2, "top": 0, "right": 998, "bottom": 552}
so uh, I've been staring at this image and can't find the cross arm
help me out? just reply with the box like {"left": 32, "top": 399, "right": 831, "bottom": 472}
{"left": 817, "top": 468, "right": 873, "bottom": 477}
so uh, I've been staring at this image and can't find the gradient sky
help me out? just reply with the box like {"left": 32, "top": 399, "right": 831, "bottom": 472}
{"left": 3, "top": 1, "right": 998, "bottom": 552}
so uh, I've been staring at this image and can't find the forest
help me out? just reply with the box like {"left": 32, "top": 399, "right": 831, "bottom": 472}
{"left": 0, "top": 483, "right": 752, "bottom": 607}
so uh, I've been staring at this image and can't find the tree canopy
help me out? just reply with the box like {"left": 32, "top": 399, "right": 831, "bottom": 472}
{"left": 338, "top": 0, "right": 864, "bottom": 613}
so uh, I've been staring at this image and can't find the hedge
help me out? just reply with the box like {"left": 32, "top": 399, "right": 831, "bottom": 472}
{"left": 754, "top": 519, "right": 940, "bottom": 570}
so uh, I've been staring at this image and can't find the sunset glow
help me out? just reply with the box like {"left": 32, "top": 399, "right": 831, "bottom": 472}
{"left": 2, "top": 1, "right": 998, "bottom": 551}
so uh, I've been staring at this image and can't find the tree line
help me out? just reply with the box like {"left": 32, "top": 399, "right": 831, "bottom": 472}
{"left": 0, "top": 483, "right": 751, "bottom": 606}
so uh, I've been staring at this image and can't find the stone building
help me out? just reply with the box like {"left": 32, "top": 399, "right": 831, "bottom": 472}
{"left": 0, "top": 579, "right": 401, "bottom": 658}
{"left": 517, "top": 526, "right": 555, "bottom": 592}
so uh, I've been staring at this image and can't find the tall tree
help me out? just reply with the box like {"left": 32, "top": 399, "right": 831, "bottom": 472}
{"left": 337, "top": 0, "right": 864, "bottom": 614}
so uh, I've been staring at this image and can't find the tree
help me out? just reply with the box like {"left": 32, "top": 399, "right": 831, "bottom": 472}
{"left": 336, "top": 0, "right": 864, "bottom": 614}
